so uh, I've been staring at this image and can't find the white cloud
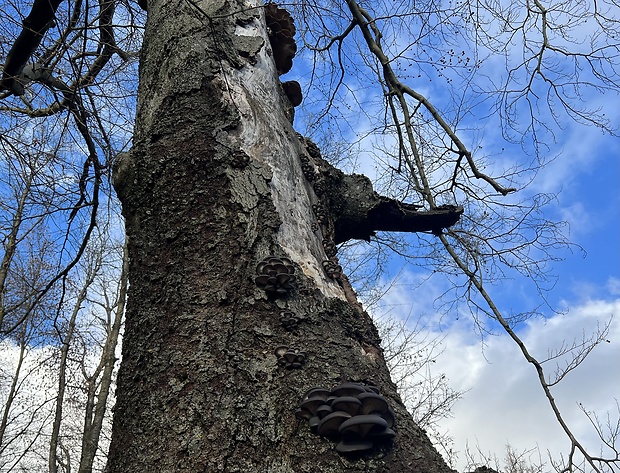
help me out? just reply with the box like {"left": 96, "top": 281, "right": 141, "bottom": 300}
{"left": 608, "top": 278, "right": 620, "bottom": 297}
{"left": 432, "top": 295, "right": 620, "bottom": 471}
{"left": 370, "top": 265, "right": 619, "bottom": 470}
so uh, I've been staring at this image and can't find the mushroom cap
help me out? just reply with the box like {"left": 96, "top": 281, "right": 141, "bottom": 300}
{"left": 308, "top": 415, "right": 320, "bottom": 434}
{"left": 335, "top": 438, "right": 374, "bottom": 454}
{"left": 277, "top": 273, "right": 294, "bottom": 284}
{"left": 325, "top": 395, "right": 337, "bottom": 406}
{"left": 295, "top": 407, "right": 313, "bottom": 420}
{"left": 274, "top": 345, "right": 289, "bottom": 357}
{"left": 369, "top": 427, "right": 396, "bottom": 441}
{"left": 317, "top": 411, "right": 351, "bottom": 437}
{"left": 271, "top": 263, "right": 288, "bottom": 274}
{"left": 358, "top": 392, "right": 389, "bottom": 415}
{"left": 257, "top": 257, "right": 295, "bottom": 274}
{"left": 383, "top": 407, "right": 395, "bottom": 428}
{"left": 316, "top": 404, "right": 333, "bottom": 419}
{"left": 338, "top": 414, "right": 388, "bottom": 438}
{"left": 283, "top": 351, "right": 298, "bottom": 363}
{"left": 302, "top": 387, "right": 330, "bottom": 400}
{"left": 255, "top": 275, "right": 270, "bottom": 286}
{"left": 279, "top": 257, "right": 294, "bottom": 269}
{"left": 298, "top": 396, "right": 327, "bottom": 416}
{"left": 331, "top": 396, "right": 362, "bottom": 416}
{"left": 330, "top": 382, "right": 367, "bottom": 397}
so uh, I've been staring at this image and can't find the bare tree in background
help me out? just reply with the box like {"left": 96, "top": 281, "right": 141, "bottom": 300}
{"left": 0, "top": 223, "right": 127, "bottom": 472}
{"left": 0, "top": 0, "right": 618, "bottom": 472}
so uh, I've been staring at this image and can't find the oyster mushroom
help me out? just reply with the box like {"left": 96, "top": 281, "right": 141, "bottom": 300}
{"left": 316, "top": 404, "right": 333, "bottom": 419}
{"left": 317, "top": 411, "right": 351, "bottom": 437}
{"left": 330, "top": 382, "right": 367, "bottom": 398}
{"left": 330, "top": 396, "right": 362, "bottom": 416}
{"left": 358, "top": 392, "right": 389, "bottom": 415}
{"left": 255, "top": 256, "right": 296, "bottom": 295}
{"left": 302, "top": 387, "right": 330, "bottom": 401}
{"left": 298, "top": 396, "right": 326, "bottom": 416}
{"left": 335, "top": 438, "right": 374, "bottom": 454}
{"left": 338, "top": 414, "right": 388, "bottom": 438}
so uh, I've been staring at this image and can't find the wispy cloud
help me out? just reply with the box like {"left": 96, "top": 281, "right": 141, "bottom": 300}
{"left": 421, "top": 286, "right": 619, "bottom": 470}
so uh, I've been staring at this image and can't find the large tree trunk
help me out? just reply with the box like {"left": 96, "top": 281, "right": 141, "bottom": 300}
{"left": 106, "top": 0, "right": 456, "bottom": 471}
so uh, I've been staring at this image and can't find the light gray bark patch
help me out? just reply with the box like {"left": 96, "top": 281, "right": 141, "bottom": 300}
{"left": 234, "top": 35, "right": 265, "bottom": 63}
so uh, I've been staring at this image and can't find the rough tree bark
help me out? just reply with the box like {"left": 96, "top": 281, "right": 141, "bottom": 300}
{"left": 106, "top": 0, "right": 460, "bottom": 471}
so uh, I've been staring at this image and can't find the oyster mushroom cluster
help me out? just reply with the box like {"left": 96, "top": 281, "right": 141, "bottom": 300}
{"left": 300, "top": 153, "right": 316, "bottom": 181}
{"left": 280, "top": 310, "right": 303, "bottom": 330}
{"left": 295, "top": 382, "right": 396, "bottom": 455}
{"left": 255, "top": 256, "right": 296, "bottom": 296}
{"left": 322, "top": 238, "right": 337, "bottom": 258}
{"left": 312, "top": 203, "right": 328, "bottom": 225}
{"left": 265, "top": 3, "right": 297, "bottom": 76}
{"left": 274, "top": 345, "right": 307, "bottom": 369}
{"left": 322, "top": 259, "right": 342, "bottom": 279}
{"left": 312, "top": 179, "right": 326, "bottom": 195}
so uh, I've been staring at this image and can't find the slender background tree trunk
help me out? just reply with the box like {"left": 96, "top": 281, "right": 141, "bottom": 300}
{"left": 106, "top": 1, "right": 454, "bottom": 471}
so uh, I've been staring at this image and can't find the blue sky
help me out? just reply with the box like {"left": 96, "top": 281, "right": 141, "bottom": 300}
{"left": 287, "top": 1, "right": 620, "bottom": 469}
{"left": 1, "top": 1, "right": 617, "bottom": 470}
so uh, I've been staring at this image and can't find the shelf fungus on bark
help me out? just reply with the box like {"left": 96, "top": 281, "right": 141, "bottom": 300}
{"left": 295, "top": 382, "right": 395, "bottom": 455}
{"left": 264, "top": 3, "right": 297, "bottom": 76}
{"left": 280, "top": 310, "right": 303, "bottom": 330}
{"left": 255, "top": 256, "right": 296, "bottom": 296}
{"left": 274, "top": 345, "right": 307, "bottom": 369}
